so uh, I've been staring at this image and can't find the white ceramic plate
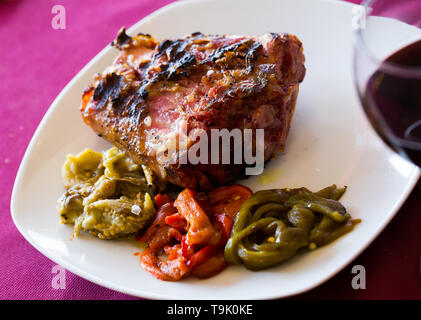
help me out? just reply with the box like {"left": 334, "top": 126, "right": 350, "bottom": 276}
{"left": 11, "top": 0, "right": 420, "bottom": 300}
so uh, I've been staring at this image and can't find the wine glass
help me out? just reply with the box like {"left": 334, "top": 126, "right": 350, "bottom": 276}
{"left": 353, "top": 0, "right": 421, "bottom": 166}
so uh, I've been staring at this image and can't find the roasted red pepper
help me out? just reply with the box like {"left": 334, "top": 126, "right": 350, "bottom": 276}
{"left": 191, "top": 252, "right": 228, "bottom": 279}
{"left": 140, "top": 247, "right": 189, "bottom": 281}
{"left": 139, "top": 184, "right": 253, "bottom": 281}
{"left": 181, "top": 236, "right": 197, "bottom": 260}
{"left": 209, "top": 184, "right": 253, "bottom": 221}
{"left": 165, "top": 213, "right": 188, "bottom": 232}
{"left": 138, "top": 202, "right": 177, "bottom": 243}
{"left": 187, "top": 244, "right": 219, "bottom": 269}
{"left": 174, "top": 188, "right": 215, "bottom": 246}
{"left": 164, "top": 244, "right": 182, "bottom": 261}
{"left": 214, "top": 213, "right": 233, "bottom": 242}
{"left": 154, "top": 194, "right": 173, "bottom": 209}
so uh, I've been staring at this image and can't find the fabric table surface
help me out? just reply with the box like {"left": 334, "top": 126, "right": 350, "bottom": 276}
{"left": 0, "top": 0, "right": 420, "bottom": 300}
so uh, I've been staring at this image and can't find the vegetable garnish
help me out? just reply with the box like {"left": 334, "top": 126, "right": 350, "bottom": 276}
{"left": 138, "top": 184, "right": 252, "bottom": 281}
{"left": 224, "top": 185, "right": 361, "bottom": 270}
{"left": 154, "top": 193, "right": 173, "bottom": 209}
{"left": 57, "top": 147, "right": 155, "bottom": 239}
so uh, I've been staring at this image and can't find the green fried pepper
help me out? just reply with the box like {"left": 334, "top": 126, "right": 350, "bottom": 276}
{"left": 224, "top": 185, "right": 360, "bottom": 270}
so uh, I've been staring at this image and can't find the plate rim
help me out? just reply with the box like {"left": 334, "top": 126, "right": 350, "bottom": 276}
{"left": 10, "top": 0, "right": 420, "bottom": 300}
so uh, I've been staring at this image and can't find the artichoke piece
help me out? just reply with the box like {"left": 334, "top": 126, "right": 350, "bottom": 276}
{"left": 57, "top": 190, "right": 85, "bottom": 224}
{"left": 74, "top": 193, "right": 155, "bottom": 239}
{"left": 103, "top": 147, "right": 141, "bottom": 179}
{"left": 82, "top": 176, "right": 117, "bottom": 207}
{"left": 57, "top": 147, "right": 157, "bottom": 239}
{"left": 62, "top": 149, "right": 103, "bottom": 188}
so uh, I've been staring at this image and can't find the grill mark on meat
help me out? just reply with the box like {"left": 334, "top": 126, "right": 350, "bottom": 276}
{"left": 112, "top": 27, "right": 154, "bottom": 49}
{"left": 201, "top": 39, "right": 262, "bottom": 75}
{"left": 245, "top": 42, "right": 262, "bottom": 73}
{"left": 152, "top": 40, "right": 197, "bottom": 81}
{"left": 111, "top": 28, "right": 132, "bottom": 49}
{"left": 123, "top": 90, "right": 150, "bottom": 124}
{"left": 93, "top": 73, "right": 123, "bottom": 110}
{"left": 92, "top": 73, "right": 149, "bottom": 124}
{"left": 166, "top": 52, "right": 197, "bottom": 80}
{"left": 202, "top": 39, "right": 251, "bottom": 64}
{"left": 136, "top": 32, "right": 152, "bottom": 38}
{"left": 190, "top": 31, "right": 203, "bottom": 37}
{"left": 137, "top": 38, "right": 199, "bottom": 99}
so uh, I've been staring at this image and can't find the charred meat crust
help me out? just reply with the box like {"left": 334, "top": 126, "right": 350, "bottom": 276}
{"left": 81, "top": 29, "right": 306, "bottom": 189}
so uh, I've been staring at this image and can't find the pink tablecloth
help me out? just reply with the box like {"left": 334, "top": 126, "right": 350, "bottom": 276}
{"left": 1, "top": 0, "right": 420, "bottom": 300}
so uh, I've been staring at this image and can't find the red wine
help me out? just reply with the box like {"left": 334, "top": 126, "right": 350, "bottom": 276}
{"left": 363, "top": 40, "right": 421, "bottom": 166}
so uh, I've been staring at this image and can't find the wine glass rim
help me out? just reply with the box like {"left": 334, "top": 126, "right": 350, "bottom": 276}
{"left": 355, "top": 0, "right": 421, "bottom": 78}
